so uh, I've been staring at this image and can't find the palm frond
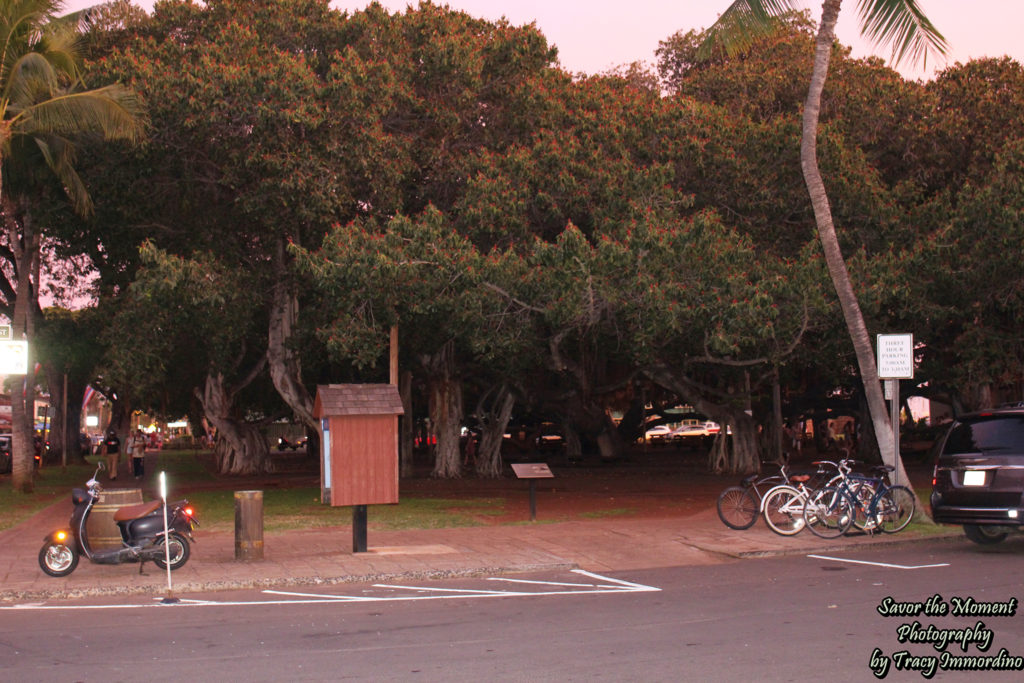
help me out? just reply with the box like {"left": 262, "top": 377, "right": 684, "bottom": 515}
{"left": 857, "top": 0, "right": 949, "bottom": 67}
{"left": 699, "top": 0, "right": 799, "bottom": 59}
{"left": 4, "top": 50, "right": 63, "bottom": 107}
{"left": 13, "top": 84, "right": 147, "bottom": 141}
{"left": 34, "top": 133, "right": 93, "bottom": 215}
{"left": 0, "top": 0, "right": 65, "bottom": 79}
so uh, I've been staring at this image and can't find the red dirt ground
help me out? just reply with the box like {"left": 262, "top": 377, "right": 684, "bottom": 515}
{"left": 262, "top": 443, "right": 936, "bottom": 525}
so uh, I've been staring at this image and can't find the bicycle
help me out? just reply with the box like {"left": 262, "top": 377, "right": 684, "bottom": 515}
{"left": 761, "top": 461, "right": 841, "bottom": 536}
{"left": 802, "top": 459, "right": 916, "bottom": 538}
{"left": 716, "top": 462, "right": 790, "bottom": 530}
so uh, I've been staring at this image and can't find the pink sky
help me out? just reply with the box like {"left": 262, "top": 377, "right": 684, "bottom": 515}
{"left": 65, "top": 1, "right": 1023, "bottom": 80}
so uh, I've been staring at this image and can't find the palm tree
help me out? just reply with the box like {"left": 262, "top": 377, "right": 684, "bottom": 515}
{"left": 702, "top": 1, "right": 947, "bottom": 488}
{"left": 1, "top": 0, "right": 145, "bottom": 492}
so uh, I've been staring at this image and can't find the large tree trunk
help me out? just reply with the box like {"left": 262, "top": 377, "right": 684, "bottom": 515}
{"left": 6, "top": 200, "right": 41, "bottom": 492}
{"left": 43, "top": 363, "right": 65, "bottom": 465}
{"left": 803, "top": 0, "right": 910, "bottom": 488}
{"left": 646, "top": 366, "right": 761, "bottom": 473}
{"left": 423, "top": 341, "right": 463, "bottom": 478}
{"left": 706, "top": 410, "right": 760, "bottom": 475}
{"left": 196, "top": 371, "right": 273, "bottom": 475}
{"left": 474, "top": 385, "right": 515, "bottom": 478}
{"left": 267, "top": 239, "right": 316, "bottom": 434}
{"left": 399, "top": 369, "right": 414, "bottom": 477}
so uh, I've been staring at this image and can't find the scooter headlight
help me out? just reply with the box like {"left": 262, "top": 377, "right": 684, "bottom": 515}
{"left": 55, "top": 530, "right": 68, "bottom": 542}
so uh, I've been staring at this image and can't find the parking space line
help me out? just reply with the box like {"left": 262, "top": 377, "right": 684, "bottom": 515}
{"left": 0, "top": 570, "right": 659, "bottom": 611}
{"left": 807, "top": 553, "right": 950, "bottom": 570}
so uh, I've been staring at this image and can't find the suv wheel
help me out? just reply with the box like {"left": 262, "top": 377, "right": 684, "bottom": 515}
{"left": 963, "top": 524, "right": 1010, "bottom": 545}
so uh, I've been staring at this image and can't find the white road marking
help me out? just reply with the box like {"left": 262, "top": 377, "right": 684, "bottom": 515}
{"left": 807, "top": 554, "right": 950, "bottom": 570}
{"left": 374, "top": 584, "right": 528, "bottom": 595}
{"left": 486, "top": 578, "right": 601, "bottom": 588}
{"left": 0, "top": 570, "right": 659, "bottom": 611}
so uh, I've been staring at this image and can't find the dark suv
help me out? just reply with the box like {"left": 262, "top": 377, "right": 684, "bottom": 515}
{"left": 930, "top": 408, "right": 1024, "bottom": 544}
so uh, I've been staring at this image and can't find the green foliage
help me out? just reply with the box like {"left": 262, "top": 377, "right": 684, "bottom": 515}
{"left": 30, "top": 0, "right": 1024, "bottom": 464}
{"left": 98, "top": 242, "right": 264, "bottom": 415}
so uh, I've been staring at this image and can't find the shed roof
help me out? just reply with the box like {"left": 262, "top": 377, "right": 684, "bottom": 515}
{"left": 313, "top": 384, "right": 405, "bottom": 418}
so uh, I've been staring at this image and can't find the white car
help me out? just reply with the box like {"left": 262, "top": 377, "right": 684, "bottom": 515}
{"left": 644, "top": 425, "right": 673, "bottom": 442}
{"left": 672, "top": 423, "right": 716, "bottom": 448}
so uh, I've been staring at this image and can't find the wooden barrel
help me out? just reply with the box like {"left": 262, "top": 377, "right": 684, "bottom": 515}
{"left": 86, "top": 488, "right": 144, "bottom": 550}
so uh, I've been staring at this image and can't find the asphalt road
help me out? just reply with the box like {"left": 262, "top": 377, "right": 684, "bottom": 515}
{"left": 2, "top": 536, "right": 1022, "bottom": 682}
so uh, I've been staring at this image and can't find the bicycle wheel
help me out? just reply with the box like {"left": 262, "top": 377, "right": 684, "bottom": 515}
{"left": 848, "top": 480, "right": 879, "bottom": 531}
{"left": 717, "top": 486, "right": 759, "bottom": 530}
{"left": 762, "top": 485, "right": 806, "bottom": 536}
{"left": 877, "top": 485, "right": 916, "bottom": 533}
{"left": 803, "top": 486, "right": 854, "bottom": 538}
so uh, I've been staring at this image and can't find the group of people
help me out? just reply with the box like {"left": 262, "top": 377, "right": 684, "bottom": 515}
{"left": 102, "top": 428, "right": 148, "bottom": 480}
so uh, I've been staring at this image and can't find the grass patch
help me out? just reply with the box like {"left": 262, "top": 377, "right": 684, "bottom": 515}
{"left": 184, "top": 487, "right": 508, "bottom": 533}
{"left": 0, "top": 450, "right": 216, "bottom": 532}
{"left": 578, "top": 507, "right": 636, "bottom": 519}
{"left": 148, "top": 449, "right": 218, "bottom": 482}
{"left": 0, "top": 458, "right": 103, "bottom": 531}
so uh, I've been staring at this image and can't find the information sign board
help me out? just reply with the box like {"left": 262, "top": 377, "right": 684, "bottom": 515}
{"left": 877, "top": 333, "right": 914, "bottom": 379}
{"left": 511, "top": 463, "right": 554, "bottom": 479}
{"left": 0, "top": 340, "right": 28, "bottom": 374}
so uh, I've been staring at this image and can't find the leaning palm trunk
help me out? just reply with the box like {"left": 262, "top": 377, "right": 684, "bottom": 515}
{"left": 800, "top": 0, "right": 910, "bottom": 487}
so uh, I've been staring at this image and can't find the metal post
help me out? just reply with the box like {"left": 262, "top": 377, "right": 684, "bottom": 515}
{"left": 529, "top": 480, "right": 537, "bottom": 521}
{"left": 353, "top": 504, "right": 368, "bottom": 552}
{"left": 889, "top": 379, "right": 901, "bottom": 485}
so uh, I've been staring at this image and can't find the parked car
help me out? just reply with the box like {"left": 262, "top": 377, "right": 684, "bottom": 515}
{"left": 0, "top": 435, "right": 10, "bottom": 473}
{"left": 930, "top": 408, "right": 1024, "bottom": 545}
{"left": 535, "top": 424, "right": 565, "bottom": 451}
{"left": 672, "top": 422, "right": 715, "bottom": 448}
{"left": 644, "top": 425, "right": 673, "bottom": 442}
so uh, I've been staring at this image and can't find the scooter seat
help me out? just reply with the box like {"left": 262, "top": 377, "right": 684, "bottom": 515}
{"left": 113, "top": 500, "right": 162, "bottom": 522}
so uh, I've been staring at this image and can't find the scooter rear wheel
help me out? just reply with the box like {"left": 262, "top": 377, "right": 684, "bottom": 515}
{"left": 39, "top": 541, "right": 79, "bottom": 577}
{"left": 153, "top": 532, "right": 190, "bottom": 570}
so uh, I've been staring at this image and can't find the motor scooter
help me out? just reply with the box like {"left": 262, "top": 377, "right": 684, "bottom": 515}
{"left": 38, "top": 463, "right": 199, "bottom": 577}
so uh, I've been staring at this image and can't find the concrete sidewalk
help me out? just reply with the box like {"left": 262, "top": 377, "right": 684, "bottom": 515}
{"left": 0, "top": 493, "right": 961, "bottom": 602}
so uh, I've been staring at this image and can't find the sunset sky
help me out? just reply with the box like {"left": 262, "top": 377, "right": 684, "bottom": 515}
{"left": 64, "top": 0, "right": 1024, "bottom": 81}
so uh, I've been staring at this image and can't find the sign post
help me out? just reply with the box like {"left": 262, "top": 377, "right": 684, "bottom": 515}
{"left": 511, "top": 463, "right": 554, "bottom": 521}
{"left": 877, "top": 334, "right": 914, "bottom": 484}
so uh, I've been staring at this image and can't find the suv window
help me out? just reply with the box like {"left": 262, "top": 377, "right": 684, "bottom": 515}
{"left": 943, "top": 415, "right": 1024, "bottom": 455}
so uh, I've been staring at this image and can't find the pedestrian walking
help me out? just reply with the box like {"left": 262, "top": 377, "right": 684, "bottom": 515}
{"left": 130, "top": 428, "right": 146, "bottom": 479}
{"left": 103, "top": 430, "right": 121, "bottom": 480}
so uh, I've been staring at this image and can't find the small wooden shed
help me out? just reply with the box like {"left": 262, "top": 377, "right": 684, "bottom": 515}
{"left": 313, "top": 384, "right": 404, "bottom": 507}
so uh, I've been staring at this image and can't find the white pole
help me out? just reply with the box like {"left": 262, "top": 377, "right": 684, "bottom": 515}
{"left": 159, "top": 471, "right": 175, "bottom": 600}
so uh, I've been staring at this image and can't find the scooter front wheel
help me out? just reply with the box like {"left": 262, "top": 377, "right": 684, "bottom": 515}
{"left": 39, "top": 541, "right": 79, "bottom": 577}
{"left": 153, "top": 532, "right": 190, "bottom": 570}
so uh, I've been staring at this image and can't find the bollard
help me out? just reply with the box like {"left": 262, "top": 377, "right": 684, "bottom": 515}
{"left": 234, "top": 490, "right": 264, "bottom": 561}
